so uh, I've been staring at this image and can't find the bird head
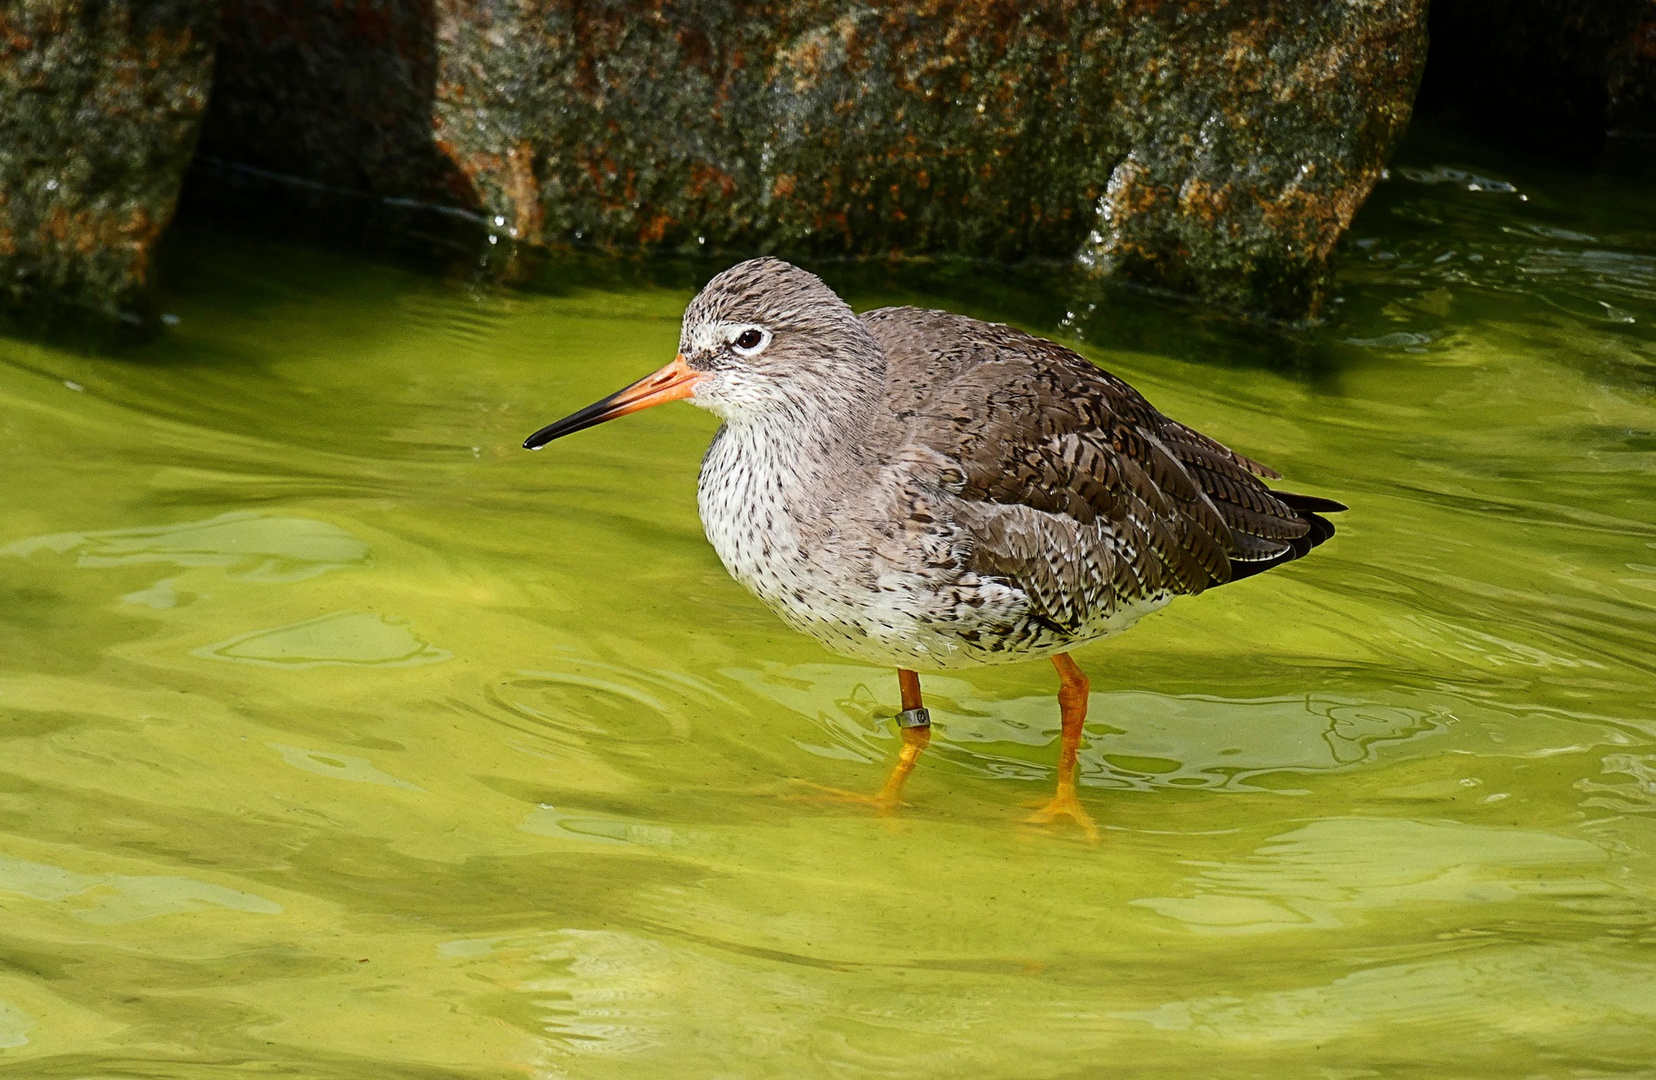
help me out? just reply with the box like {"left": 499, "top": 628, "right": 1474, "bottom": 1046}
{"left": 523, "top": 258, "right": 881, "bottom": 449}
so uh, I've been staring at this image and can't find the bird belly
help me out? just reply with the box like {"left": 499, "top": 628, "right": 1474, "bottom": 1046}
{"left": 697, "top": 426, "right": 1173, "bottom": 669}
{"left": 772, "top": 578, "right": 1173, "bottom": 670}
{"left": 700, "top": 478, "right": 1168, "bottom": 668}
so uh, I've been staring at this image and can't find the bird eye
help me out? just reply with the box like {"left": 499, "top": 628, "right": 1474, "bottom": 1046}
{"left": 734, "top": 328, "right": 765, "bottom": 352}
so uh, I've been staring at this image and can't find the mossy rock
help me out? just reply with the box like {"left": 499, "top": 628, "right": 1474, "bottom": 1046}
{"left": 0, "top": 0, "right": 215, "bottom": 329}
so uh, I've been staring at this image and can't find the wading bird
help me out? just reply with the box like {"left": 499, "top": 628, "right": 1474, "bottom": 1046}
{"left": 525, "top": 259, "right": 1342, "bottom": 839}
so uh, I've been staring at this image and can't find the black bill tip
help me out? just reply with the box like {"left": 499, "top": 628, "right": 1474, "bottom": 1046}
{"left": 520, "top": 389, "right": 632, "bottom": 450}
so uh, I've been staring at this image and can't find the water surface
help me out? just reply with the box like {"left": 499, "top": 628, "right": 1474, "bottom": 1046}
{"left": 2, "top": 136, "right": 1655, "bottom": 1077}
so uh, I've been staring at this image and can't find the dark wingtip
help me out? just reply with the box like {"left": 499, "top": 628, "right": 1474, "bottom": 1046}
{"left": 1223, "top": 490, "right": 1345, "bottom": 584}
{"left": 1274, "top": 491, "right": 1348, "bottom": 514}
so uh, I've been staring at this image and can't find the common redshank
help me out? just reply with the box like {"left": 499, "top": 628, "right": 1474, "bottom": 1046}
{"left": 525, "top": 258, "right": 1343, "bottom": 839}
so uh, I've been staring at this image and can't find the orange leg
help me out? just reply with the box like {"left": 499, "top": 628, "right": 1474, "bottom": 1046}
{"left": 873, "top": 668, "right": 931, "bottom": 813}
{"left": 791, "top": 668, "right": 930, "bottom": 815}
{"left": 1025, "top": 653, "right": 1100, "bottom": 842}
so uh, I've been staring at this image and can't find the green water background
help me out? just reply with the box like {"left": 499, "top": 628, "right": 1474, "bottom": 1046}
{"left": 2, "top": 128, "right": 1654, "bottom": 1077}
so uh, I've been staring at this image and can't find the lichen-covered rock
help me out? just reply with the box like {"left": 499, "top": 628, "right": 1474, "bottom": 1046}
{"left": 1066, "top": 3, "right": 1427, "bottom": 320}
{"left": 0, "top": 1, "right": 215, "bottom": 326}
{"left": 202, "top": 0, "right": 1427, "bottom": 321}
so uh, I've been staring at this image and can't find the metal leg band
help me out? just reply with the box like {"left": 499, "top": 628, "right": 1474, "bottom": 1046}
{"left": 895, "top": 707, "right": 931, "bottom": 729}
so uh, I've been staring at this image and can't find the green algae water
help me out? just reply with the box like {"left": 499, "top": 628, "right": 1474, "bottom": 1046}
{"left": 3, "top": 137, "right": 1656, "bottom": 1078}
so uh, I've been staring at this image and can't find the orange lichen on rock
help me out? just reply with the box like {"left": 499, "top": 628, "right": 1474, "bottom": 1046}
{"left": 2, "top": 0, "right": 213, "bottom": 325}
{"left": 13, "top": 0, "right": 1428, "bottom": 322}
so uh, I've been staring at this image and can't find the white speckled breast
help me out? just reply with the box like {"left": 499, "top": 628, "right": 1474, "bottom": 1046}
{"left": 697, "top": 420, "right": 810, "bottom": 612}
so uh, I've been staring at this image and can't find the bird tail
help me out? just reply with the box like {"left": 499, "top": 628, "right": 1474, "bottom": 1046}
{"left": 1225, "top": 491, "right": 1346, "bottom": 583}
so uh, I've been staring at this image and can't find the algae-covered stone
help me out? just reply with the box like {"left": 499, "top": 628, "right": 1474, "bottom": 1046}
{"left": 1068, "top": 2, "right": 1427, "bottom": 320}
{"left": 0, "top": 0, "right": 215, "bottom": 326}
{"left": 202, "top": 0, "right": 1428, "bottom": 321}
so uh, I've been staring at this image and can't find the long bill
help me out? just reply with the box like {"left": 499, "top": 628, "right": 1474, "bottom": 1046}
{"left": 523, "top": 354, "right": 702, "bottom": 449}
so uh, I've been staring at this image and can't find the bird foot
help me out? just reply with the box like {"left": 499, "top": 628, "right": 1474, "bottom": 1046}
{"left": 1024, "top": 791, "right": 1100, "bottom": 843}
{"left": 786, "top": 779, "right": 904, "bottom": 816}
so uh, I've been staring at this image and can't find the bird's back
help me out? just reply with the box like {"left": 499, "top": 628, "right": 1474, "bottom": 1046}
{"left": 860, "top": 306, "right": 1342, "bottom": 654}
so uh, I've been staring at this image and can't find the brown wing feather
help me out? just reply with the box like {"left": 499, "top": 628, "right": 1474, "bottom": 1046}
{"left": 863, "top": 307, "right": 1341, "bottom": 625}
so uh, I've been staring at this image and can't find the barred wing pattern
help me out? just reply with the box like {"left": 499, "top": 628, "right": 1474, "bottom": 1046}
{"left": 863, "top": 307, "right": 1342, "bottom": 638}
